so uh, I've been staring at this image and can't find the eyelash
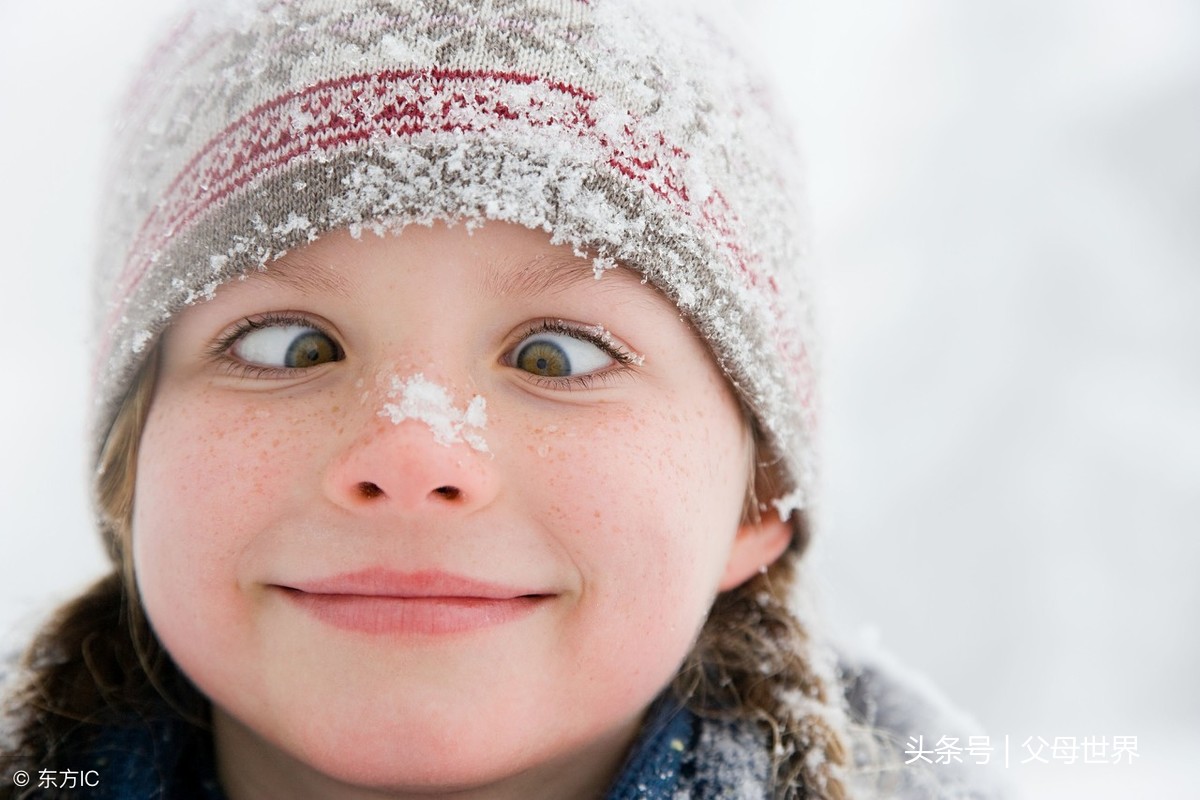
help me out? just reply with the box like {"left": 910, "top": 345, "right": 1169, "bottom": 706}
{"left": 207, "top": 315, "right": 639, "bottom": 386}
{"left": 208, "top": 312, "right": 338, "bottom": 379}
{"left": 509, "top": 319, "right": 639, "bottom": 389}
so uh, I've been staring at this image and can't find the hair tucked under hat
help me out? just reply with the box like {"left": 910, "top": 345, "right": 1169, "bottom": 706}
{"left": 92, "top": 0, "right": 818, "bottom": 517}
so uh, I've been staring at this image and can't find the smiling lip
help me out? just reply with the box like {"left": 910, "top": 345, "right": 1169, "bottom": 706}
{"left": 273, "top": 568, "right": 551, "bottom": 635}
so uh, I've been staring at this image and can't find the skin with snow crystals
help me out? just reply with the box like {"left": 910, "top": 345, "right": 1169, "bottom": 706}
{"left": 133, "top": 221, "right": 792, "bottom": 799}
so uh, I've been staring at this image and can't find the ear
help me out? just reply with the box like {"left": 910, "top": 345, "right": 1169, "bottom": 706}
{"left": 717, "top": 508, "right": 793, "bottom": 591}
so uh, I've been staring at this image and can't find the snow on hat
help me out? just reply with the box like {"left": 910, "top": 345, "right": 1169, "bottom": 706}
{"left": 93, "top": 0, "right": 817, "bottom": 519}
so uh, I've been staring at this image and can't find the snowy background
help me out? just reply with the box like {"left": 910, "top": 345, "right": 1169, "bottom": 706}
{"left": 1, "top": 1, "right": 1196, "bottom": 796}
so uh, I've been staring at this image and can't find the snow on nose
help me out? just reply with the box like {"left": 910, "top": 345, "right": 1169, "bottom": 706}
{"left": 377, "top": 373, "right": 489, "bottom": 454}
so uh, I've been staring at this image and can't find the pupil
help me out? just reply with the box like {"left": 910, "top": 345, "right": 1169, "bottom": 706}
{"left": 536, "top": 357, "right": 548, "bottom": 370}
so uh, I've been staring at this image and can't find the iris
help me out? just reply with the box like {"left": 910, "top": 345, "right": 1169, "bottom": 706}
{"left": 517, "top": 339, "right": 570, "bottom": 377}
{"left": 284, "top": 331, "right": 339, "bottom": 367}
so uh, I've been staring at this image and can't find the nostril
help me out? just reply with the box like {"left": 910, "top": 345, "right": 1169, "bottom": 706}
{"left": 357, "top": 481, "right": 384, "bottom": 499}
{"left": 433, "top": 486, "right": 461, "bottom": 501}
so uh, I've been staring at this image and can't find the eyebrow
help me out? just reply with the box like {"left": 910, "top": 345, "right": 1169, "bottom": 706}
{"left": 478, "top": 252, "right": 641, "bottom": 298}
{"left": 242, "top": 245, "right": 644, "bottom": 301}
{"left": 242, "top": 252, "right": 355, "bottom": 299}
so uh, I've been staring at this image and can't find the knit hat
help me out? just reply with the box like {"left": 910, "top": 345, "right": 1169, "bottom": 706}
{"left": 93, "top": 0, "right": 817, "bottom": 518}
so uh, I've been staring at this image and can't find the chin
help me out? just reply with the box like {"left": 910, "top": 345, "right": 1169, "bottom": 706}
{"left": 260, "top": 709, "right": 552, "bottom": 793}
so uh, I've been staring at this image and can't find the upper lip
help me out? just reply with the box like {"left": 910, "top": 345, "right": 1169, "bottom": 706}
{"left": 276, "top": 568, "right": 548, "bottom": 599}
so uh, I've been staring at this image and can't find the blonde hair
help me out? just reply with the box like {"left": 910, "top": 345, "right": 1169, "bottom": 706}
{"left": 4, "top": 351, "right": 851, "bottom": 799}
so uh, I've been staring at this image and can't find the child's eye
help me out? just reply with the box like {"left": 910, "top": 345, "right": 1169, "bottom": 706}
{"left": 513, "top": 331, "right": 613, "bottom": 378}
{"left": 506, "top": 322, "right": 634, "bottom": 381}
{"left": 229, "top": 322, "right": 343, "bottom": 369}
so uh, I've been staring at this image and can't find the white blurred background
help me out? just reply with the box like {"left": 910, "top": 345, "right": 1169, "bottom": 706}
{"left": 1, "top": 1, "right": 1196, "bottom": 796}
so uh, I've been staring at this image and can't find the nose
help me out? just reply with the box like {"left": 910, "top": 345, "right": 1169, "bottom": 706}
{"left": 323, "top": 410, "right": 498, "bottom": 514}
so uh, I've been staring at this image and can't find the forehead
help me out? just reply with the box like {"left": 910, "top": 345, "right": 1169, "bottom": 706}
{"left": 236, "top": 225, "right": 667, "bottom": 309}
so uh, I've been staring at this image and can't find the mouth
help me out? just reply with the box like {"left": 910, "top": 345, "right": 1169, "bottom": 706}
{"left": 272, "top": 568, "right": 553, "bottom": 635}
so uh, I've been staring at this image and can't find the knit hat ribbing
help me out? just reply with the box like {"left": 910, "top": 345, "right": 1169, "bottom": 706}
{"left": 93, "top": 0, "right": 816, "bottom": 516}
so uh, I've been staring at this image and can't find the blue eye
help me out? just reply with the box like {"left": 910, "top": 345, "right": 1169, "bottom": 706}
{"left": 231, "top": 323, "right": 342, "bottom": 369}
{"left": 512, "top": 330, "right": 614, "bottom": 378}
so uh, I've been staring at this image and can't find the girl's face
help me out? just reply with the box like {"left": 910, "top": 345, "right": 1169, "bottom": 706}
{"left": 134, "top": 222, "right": 790, "bottom": 798}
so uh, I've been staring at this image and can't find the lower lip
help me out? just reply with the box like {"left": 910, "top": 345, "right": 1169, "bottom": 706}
{"left": 277, "top": 589, "right": 546, "bottom": 635}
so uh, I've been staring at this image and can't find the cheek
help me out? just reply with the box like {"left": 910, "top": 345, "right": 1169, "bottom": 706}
{"left": 131, "top": 390, "right": 328, "bottom": 647}
{"left": 518, "top": 390, "right": 748, "bottom": 657}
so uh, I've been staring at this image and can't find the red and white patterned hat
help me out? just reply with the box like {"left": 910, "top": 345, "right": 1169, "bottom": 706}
{"left": 93, "top": 0, "right": 817, "bottom": 519}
